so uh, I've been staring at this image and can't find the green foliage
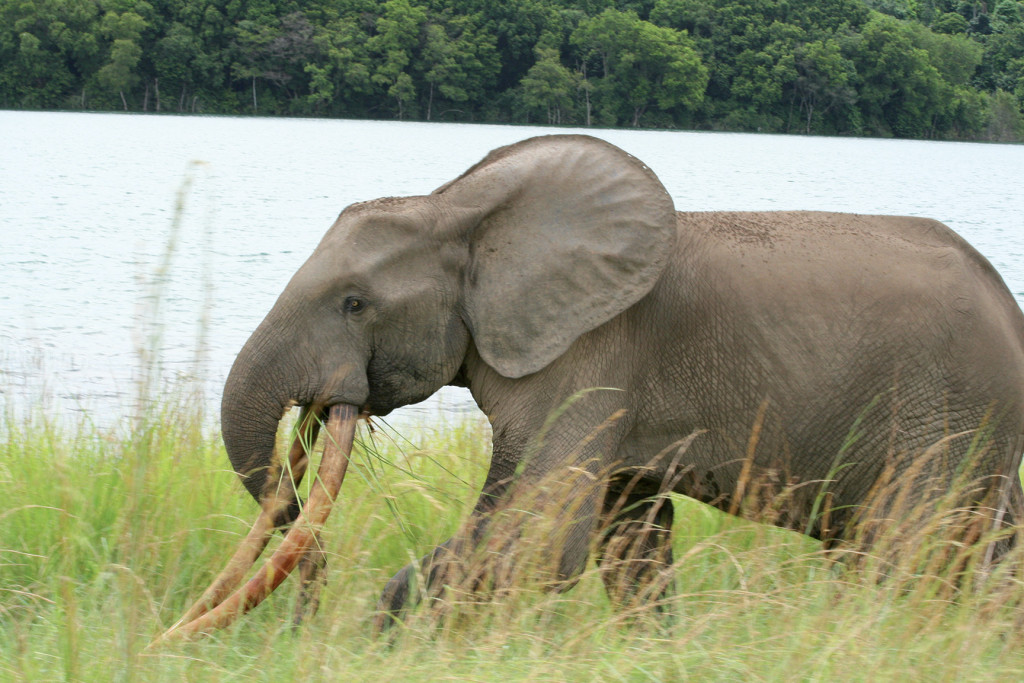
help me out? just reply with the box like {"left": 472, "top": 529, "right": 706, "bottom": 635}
{"left": 304, "top": 15, "right": 374, "bottom": 116}
{"left": 0, "top": 0, "right": 1021, "bottom": 139}
{"left": 932, "top": 10, "right": 970, "bottom": 33}
{"left": 792, "top": 38, "right": 858, "bottom": 133}
{"left": 572, "top": 8, "right": 707, "bottom": 126}
{"left": 520, "top": 43, "right": 579, "bottom": 124}
{"left": 852, "top": 12, "right": 948, "bottom": 136}
{"left": 367, "top": 0, "right": 426, "bottom": 118}
{"left": 417, "top": 16, "right": 499, "bottom": 121}
{"left": 986, "top": 87, "right": 1024, "bottom": 140}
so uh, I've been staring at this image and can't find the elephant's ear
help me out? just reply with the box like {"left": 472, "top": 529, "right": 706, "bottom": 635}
{"left": 435, "top": 135, "right": 677, "bottom": 378}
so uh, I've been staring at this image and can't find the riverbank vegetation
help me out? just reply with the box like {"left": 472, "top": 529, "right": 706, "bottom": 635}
{"left": 3, "top": 397, "right": 1024, "bottom": 680}
{"left": 2, "top": 0, "right": 1023, "bottom": 141}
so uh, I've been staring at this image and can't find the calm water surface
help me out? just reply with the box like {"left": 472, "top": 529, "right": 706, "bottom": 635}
{"left": 2, "top": 111, "right": 1023, "bottom": 427}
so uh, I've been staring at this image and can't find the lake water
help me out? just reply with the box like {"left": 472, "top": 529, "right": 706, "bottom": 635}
{"left": 2, "top": 111, "right": 1023, "bottom": 428}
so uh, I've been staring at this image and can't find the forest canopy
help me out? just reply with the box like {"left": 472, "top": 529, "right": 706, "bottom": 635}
{"left": 2, "top": 0, "right": 1022, "bottom": 140}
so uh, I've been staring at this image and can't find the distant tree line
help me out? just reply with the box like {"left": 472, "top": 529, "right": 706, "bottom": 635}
{"left": 2, "top": 0, "right": 1023, "bottom": 140}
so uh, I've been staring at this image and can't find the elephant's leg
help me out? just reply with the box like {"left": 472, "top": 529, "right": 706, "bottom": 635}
{"left": 373, "top": 459, "right": 605, "bottom": 632}
{"left": 596, "top": 488, "right": 676, "bottom": 616}
{"left": 372, "top": 538, "right": 456, "bottom": 632}
{"left": 980, "top": 472, "right": 1024, "bottom": 571}
{"left": 373, "top": 384, "right": 631, "bottom": 632}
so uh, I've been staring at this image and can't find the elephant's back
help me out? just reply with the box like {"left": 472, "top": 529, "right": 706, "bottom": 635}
{"left": 674, "top": 209, "right": 1024, "bottom": 374}
{"left": 663, "top": 209, "right": 1024, "bottom": 459}
{"left": 677, "top": 209, "right": 985, "bottom": 261}
{"left": 674, "top": 210, "right": 1018, "bottom": 319}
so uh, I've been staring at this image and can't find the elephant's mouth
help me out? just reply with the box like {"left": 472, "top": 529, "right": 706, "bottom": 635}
{"left": 151, "top": 402, "right": 361, "bottom": 644}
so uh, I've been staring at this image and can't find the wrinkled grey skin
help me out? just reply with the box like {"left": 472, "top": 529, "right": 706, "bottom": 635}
{"left": 222, "top": 135, "right": 1024, "bottom": 624}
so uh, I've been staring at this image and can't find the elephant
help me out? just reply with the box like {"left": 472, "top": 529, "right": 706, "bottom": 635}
{"left": 157, "top": 134, "right": 1024, "bottom": 640}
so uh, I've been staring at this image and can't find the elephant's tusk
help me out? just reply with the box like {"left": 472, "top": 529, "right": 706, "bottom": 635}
{"left": 161, "top": 406, "right": 322, "bottom": 633}
{"left": 152, "top": 404, "right": 356, "bottom": 645}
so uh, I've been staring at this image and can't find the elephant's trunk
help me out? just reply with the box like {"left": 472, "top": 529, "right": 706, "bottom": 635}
{"left": 152, "top": 403, "right": 359, "bottom": 644}
{"left": 152, "top": 313, "right": 365, "bottom": 644}
{"left": 218, "top": 303, "right": 368, "bottom": 503}
{"left": 219, "top": 336, "right": 300, "bottom": 504}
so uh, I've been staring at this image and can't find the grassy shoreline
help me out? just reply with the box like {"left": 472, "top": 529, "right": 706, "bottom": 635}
{"left": 3, "top": 401, "right": 1024, "bottom": 681}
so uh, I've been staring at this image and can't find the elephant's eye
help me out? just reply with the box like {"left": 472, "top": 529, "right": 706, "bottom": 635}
{"left": 343, "top": 296, "right": 366, "bottom": 315}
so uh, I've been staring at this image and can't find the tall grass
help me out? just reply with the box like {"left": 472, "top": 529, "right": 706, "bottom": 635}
{"left": 3, "top": 404, "right": 1024, "bottom": 681}
{"left": 4, "top": 171, "right": 1024, "bottom": 681}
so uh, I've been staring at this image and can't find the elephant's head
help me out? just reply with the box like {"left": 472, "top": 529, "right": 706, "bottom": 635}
{"left": 159, "top": 134, "right": 677, "bottom": 639}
